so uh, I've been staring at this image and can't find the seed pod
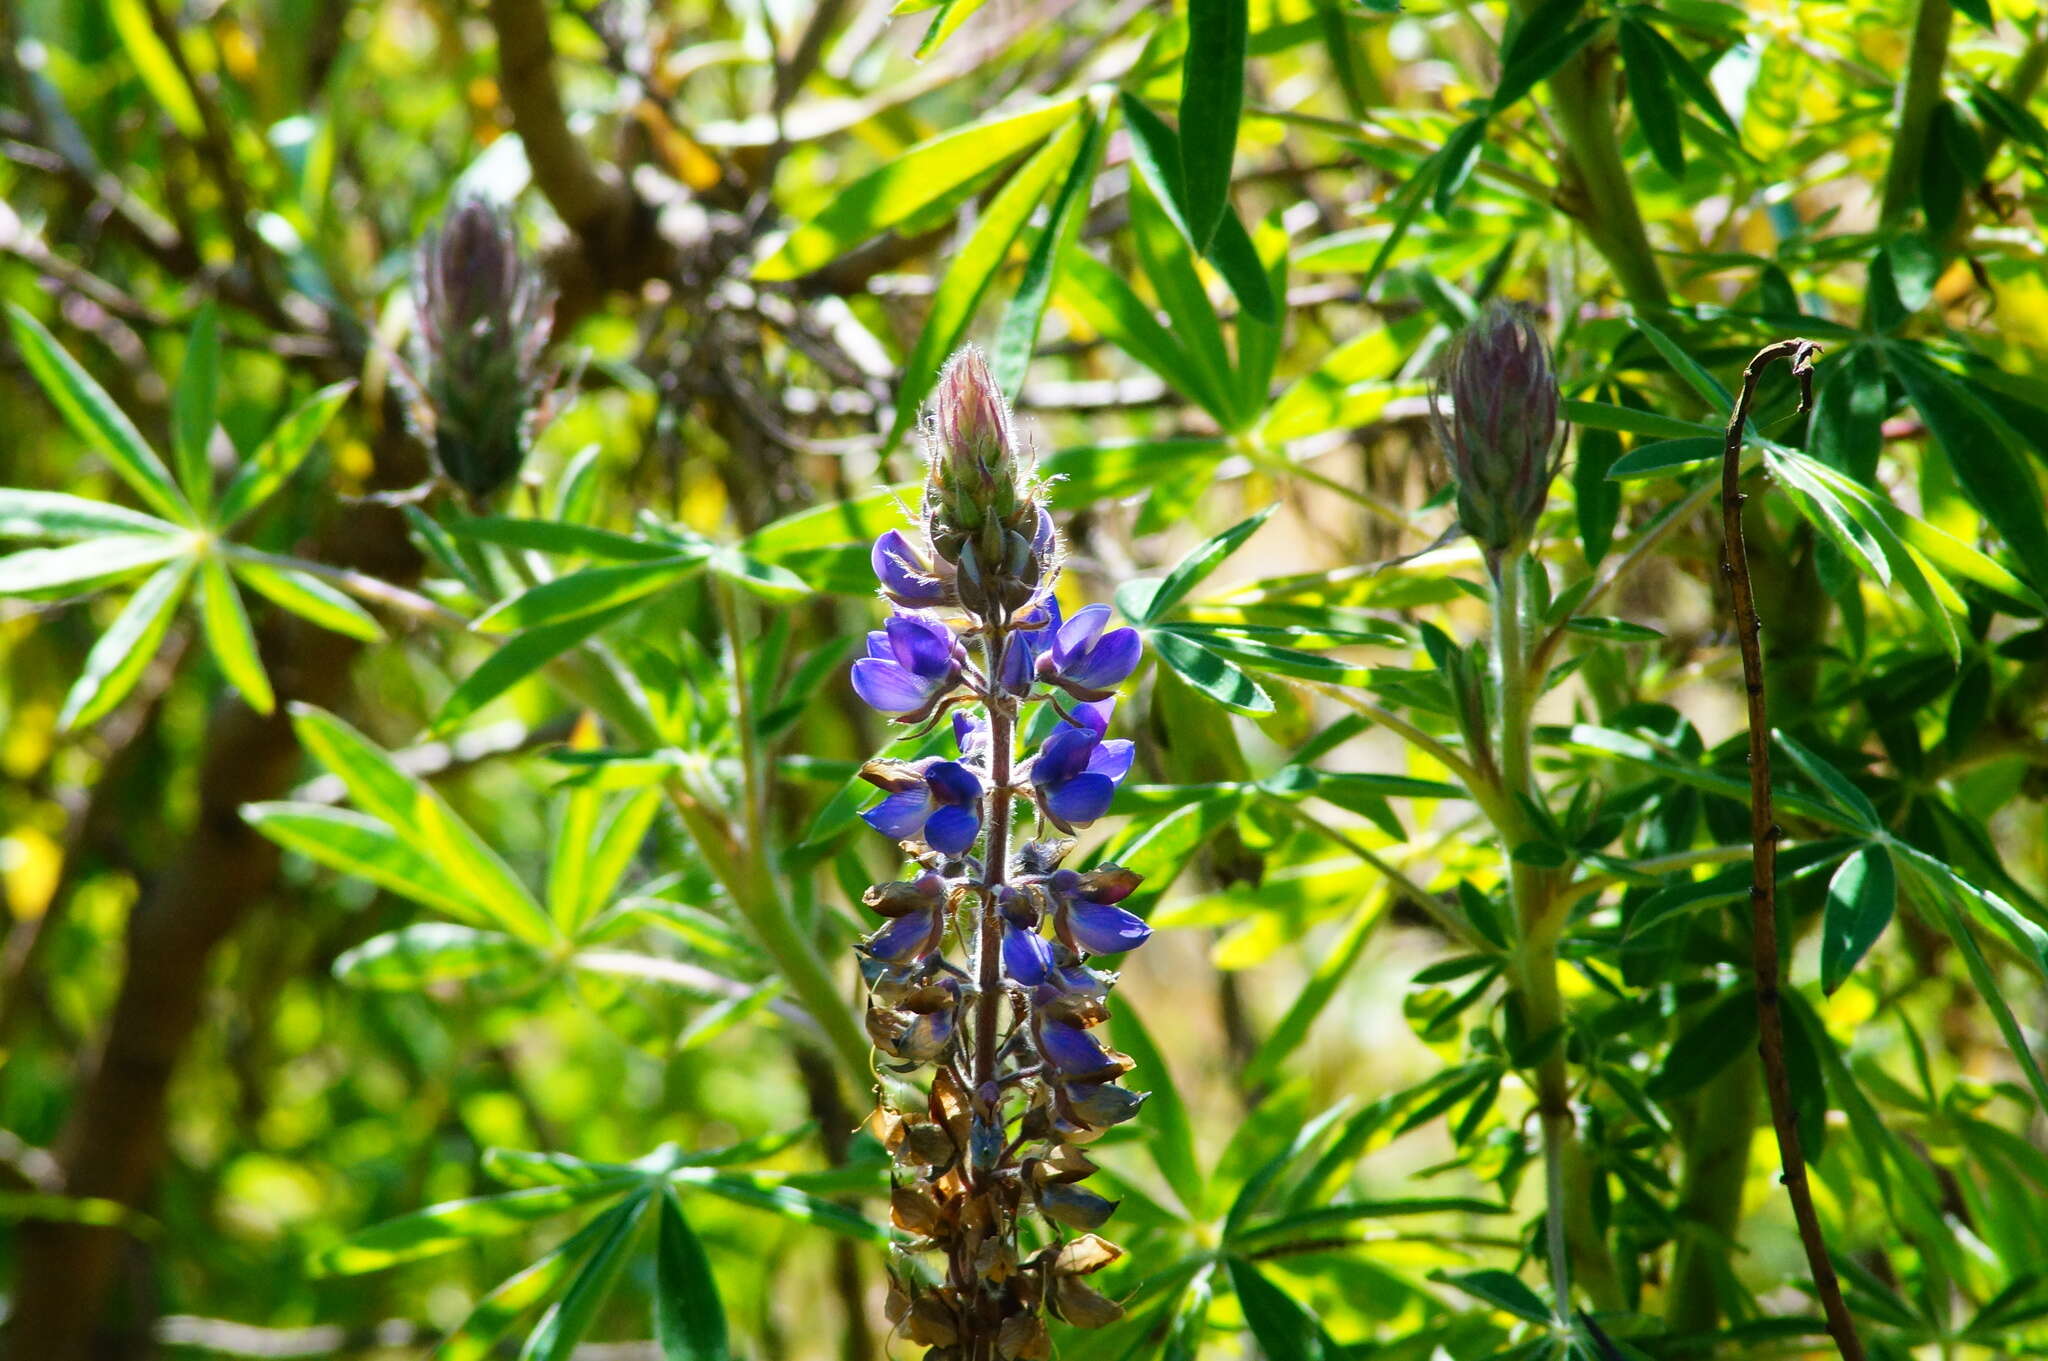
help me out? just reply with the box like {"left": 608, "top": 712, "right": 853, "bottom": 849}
{"left": 411, "top": 198, "right": 556, "bottom": 503}
{"left": 1429, "top": 301, "right": 1562, "bottom": 569}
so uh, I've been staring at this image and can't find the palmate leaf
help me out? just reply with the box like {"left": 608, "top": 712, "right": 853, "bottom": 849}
{"left": 1118, "top": 94, "right": 1278, "bottom": 326}
{"left": 7, "top": 304, "right": 192, "bottom": 524}
{"left": 752, "top": 96, "right": 1083, "bottom": 280}
{"left": 58, "top": 555, "right": 195, "bottom": 730}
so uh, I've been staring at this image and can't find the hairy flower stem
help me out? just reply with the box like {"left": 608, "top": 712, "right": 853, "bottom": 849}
{"left": 1719, "top": 340, "right": 1867, "bottom": 1361}
{"left": 969, "top": 627, "right": 1014, "bottom": 1359}
{"left": 1492, "top": 557, "right": 1624, "bottom": 1315}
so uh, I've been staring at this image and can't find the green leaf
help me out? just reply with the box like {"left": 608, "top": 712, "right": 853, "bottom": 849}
{"left": 1647, "top": 985, "right": 1758, "bottom": 1100}
{"left": 1431, "top": 117, "right": 1491, "bottom": 216}
{"left": 1920, "top": 98, "right": 1985, "bottom": 234}
{"left": 449, "top": 517, "right": 681, "bottom": 562}
{"left": 197, "top": 555, "right": 274, "bottom": 714}
{"left": 58, "top": 556, "right": 195, "bottom": 730}
{"left": 1820, "top": 845, "right": 1897, "bottom": 995}
{"left": 288, "top": 706, "right": 557, "bottom": 944}
{"left": 1619, "top": 19, "right": 1683, "bottom": 178}
{"left": 315, "top": 1179, "right": 641, "bottom": 1275}
{"left": 172, "top": 303, "right": 220, "bottom": 513}
{"left": 653, "top": 1190, "right": 731, "bottom": 1361}
{"left": 0, "top": 535, "right": 188, "bottom": 597}
{"left": 1774, "top": 729, "right": 1883, "bottom": 831}
{"left": 1228, "top": 1257, "right": 1337, "bottom": 1359}
{"left": 551, "top": 789, "right": 661, "bottom": 934}
{"left": 0, "top": 489, "right": 181, "bottom": 542}
{"left": 107, "top": 0, "right": 203, "bottom": 135}
{"left": 1605, "top": 436, "right": 1722, "bottom": 480}
{"left": 474, "top": 556, "right": 705, "bottom": 634}
{"left": 7, "top": 304, "right": 192, "bottom": 523}
{"left": 433, "top": 1207, "right": 625, "bottom": 1361}
{"left": 1180, "top": 0, "right": 1249, "bottom": 250}
{"left": 1562, "top": 399, "right": 1719, "bottom": 440}
{"left": 1888, "top": 346, "right": 2048, "bottom": 593}
{"left": 1630, "top": 315, "right": 1732, "bottom": 408}
{"left": 1563, "top": 616, "right": 1665, "bottom": 643}
{"left": 244, "top": 803, "right": 512, "bottom": 929}
{"left": 707, "top": 546, "right": 810, "bottom": 602}
{"left": 1435, "top": 1266, "right": 1554, "bottom": 1324}
{"left": 1117, "top": 94, "right": 1278, "bottom": 325}
{"left": 1243, "top": 896, "right": 1385, "bottom": 1090}
{"left": 887, "top": 117, "right": 1083, "bottom": 445}
{"left": 1150, "top": 628, "right": 1274, "bottom": 716}
{"left": 216, "top": 382, "right": 357, "bottom": 528}
{"left": 752, "top": 97, "right": 1082, "bottom": 280}
{"left": 671, "top": 1168, "right": 890, "bottom": 1243}
{"left": 1635, "top": 20, "right": 1741, "bottom": 143}
{"left": 1493, "top": 6, "right": 1603, "bottom": 111}
{"left": 436, "top": 604, "right": 634, "bottom": 735}
{"left": 522, "top": 1191, "right": 652, "bottom": 1361}
{"left": 1057, "top": 247, "right": 1215, "bottom": 410}
{"left": 1126, "top": 172, "right": 1236, "bottom": 420}
{"left": 334, "top": 923, "right": 545, "bottom": 990}
{"left": 1143, "top": 506, "right": 1277, "bottom": 623}
{"left": 1114, "top": 1002, "right": 1205, "bottom": 1217}
{"left": 992, "top": 102, "right": 1109, "bottom": 394}
{"left": 230, "top": 559, "right": 385, "bottom": 642}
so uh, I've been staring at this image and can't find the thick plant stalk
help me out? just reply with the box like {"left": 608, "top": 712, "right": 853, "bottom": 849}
{"left": 1877, "top": 0, "right": 1954, "bottom": 227}
{"left": 1718, "top": 339, "right": 1866, "bottom": 1361}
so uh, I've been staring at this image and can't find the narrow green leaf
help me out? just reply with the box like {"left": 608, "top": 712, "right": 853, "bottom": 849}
{"left": 707, "top": 546, "right": 810, "bottom": 602}
{"left": 334, "top": 923, "right": 545, "bottom": 990}
{"left": 1118, "top": 94, "right": 1278, "bottom": 324}
{"left": 315, "top": 1180, "right": 640, "bottom": 1275}
{"left": 1605, "top": 436, "right": 1722, "bottom": 480}
{"left": 173, "top": 303, "right": 220, "bottom": 513}
{"left": 1636, "top": 19, "right": 1741, "bottom": 143}
{"left": 1057, "top": 248, "right": 1214, "bottom": 411}
{"left": 1647, "top": 986, "right": 1759, "bottom": 1100}
{"left": 753, "top": 97, "right": 1082, "bottom": 280}
{"left": 433, "top": 1207, "right": 624, "bottom": 1361}
{"left": 474, "top": 557, "right": 703, "bottom": 634}
{"left": 58, "top": 556, "right": 195, "bottom": 729}
{"left": 1629, "top": 316, "right": 1732, "bottom": 408}
{"left": 436, "top": 604, "right": 634, "bottom": 735}
{"left": 1180, "top": 0, "right": 1249, "bottom": 250}
{"left": 450, "top": 517, "right": 681, "bottom": 562}
{"left": 107, "top": 0, "right": 203, "bottom": 135}
{"left": 0, "top": 535, "right": 188, "bottom": 597}
{"left": 521, "top": 1191, "right": 652, "bottom": 1361}
{"left": 1150, "top": 629, "right": 1274, "bottom": 716}
{"left": 653, "top": 1189, "right": 732, "bottom": 1361}
{"left": 1435, "top": 1267, "right": 1554, "bottom": 1324}
{"left": 1774, "top": 729, "right": 1883, "bottom": 831}
{"left": 1562, "top": 399, "right": 1719, "bottom": 440}
{"left": 672, "top": 1168, "right": 890, "bottom": 1243}
{"left": 1620, "top": 19, "right": 1684, "bottom": 177}
{"left": 231, "top": 559, "right": 385, "bottom": 642}
{"left": 1493, "top": 15, "right": 1603, "bottom": 111}
{"left": 0, "top": 489, "right": 181, "bottom": 542}
{"left": 7, "top": 304, "right": 192, "bottom": 523}
{"left": 1820, "top": 845, "right": 1897, "bottom": 995}
{"left": 243, "top": 803, "right": 509, "bottom": 928}
{"left": 1111, "top": 1002, "right": 1205, "bottom": 1217}
{"left": 197, "top": 555, "right": 275, "bottom": 714}
{"left": 1228, "top": 1257, "right": 1337, "bottom": 1360}
{"left": 991, "top": 101, "right": 1107, "bottom": 394}
{"left": 288, "top": 706, "right": 557, "bottom": 944}
{"left": 1431, "top": 117, "right": 1491, "bottom": 216}
{"left": 1144, "top": 506, "right": 1277, "bottom": 623}
{"left": 216, "top": 381, "right": 357, "bottom": 528}
{"left": 887, "top": 117, "right": 1083, "bottom": 445}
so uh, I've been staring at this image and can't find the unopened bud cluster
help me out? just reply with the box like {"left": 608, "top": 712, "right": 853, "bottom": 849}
{"left": 410, "top": 198, "right": 557, "bottom": 503}
{"left": 852, "top": 347, "right": 1148, "bottom": 1356}
{"left": 1428, "top": 301, "right": 1562, "bottom": 569}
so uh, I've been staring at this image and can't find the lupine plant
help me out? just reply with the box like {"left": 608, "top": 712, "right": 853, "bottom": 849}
{"left": 9, "top": 0, "right": 2048, "bottom": 1358}
{"left": 851, "top": 350, "right": 1149, "bottom": 1355}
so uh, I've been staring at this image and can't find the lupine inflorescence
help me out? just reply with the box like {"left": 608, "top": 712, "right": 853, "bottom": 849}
{"left": 1428, "top": 300, "right": 1560, "bottom": 574}
{"left": 852, "top": 348, "right": 1149, "bottom": 1358}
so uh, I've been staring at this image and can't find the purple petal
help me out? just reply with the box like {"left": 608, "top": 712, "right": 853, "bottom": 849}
{"left": 860, "top": 906, "right": 939, "bottom": 964}
{"left": 1032, "top": 506, "right": 1055, "bottom": 558}
{"left": 1033, "top": 727, "right": 1098, "bottom": 786}
{"left": 1086, "top": 739, "right": 1135, "bottom": 783}
{"left": 925, "top": 760, "right": 983, "bottom": 806}
{"left": 851, "top": 658, "right": 934, "bottom": 716}
{"left": 1055, "top": 604, "right": 1112, "bottom": 662}
{"left": 885, "top": 614, "right": 955, "bottom": 679}
{"left": 1000, "top": 633, "right": 1036, "bottom": 695}
{"left": 1066, "top": 899, "right": 1152, "bottom": 955}
{"left": 861, "top": 786, "right": 934, "bottom": 840}
{"left": 1065, "top": 626, "right": 1141, "bottom": 691}
{"left": 1045, "top": 772, "right": 1116, "bottom": 827}
{"left": 1038, "top": 1018, "right": 1114, "bottom": 1076}
{"left": 952, "top": 710, "right": 987, "bottom": 760}
{"left": 923, "top": 803, "right": 981, "bottom": 855}
{"left": 872, "top": 531, "right": 944, "bottom": 604}
{"left": 1068, "top": 699, "right": 1114, "bottom": 737}
{"left": 865, "top": 630, "right": 893, "bottom": 660}
{"left": 1003, "top": 922, "right": 1055, "bottom": 986}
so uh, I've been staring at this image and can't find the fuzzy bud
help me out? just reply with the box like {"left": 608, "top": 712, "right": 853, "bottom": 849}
{"left": 411, "top": 198, "right": 556, "bottom": 503}
{"left": 921, "top": 347, "right": 1048, "bottom": 616}
{"left": 1428, "top": 301, "right": 1561, "bottom": 567}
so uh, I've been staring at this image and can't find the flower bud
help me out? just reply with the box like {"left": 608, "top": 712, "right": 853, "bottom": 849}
{"left": 921, "top": 347, "right": 1050, "bottom": 616}
{"left": 1428, "top": 302, "right": 1562, "bottom": 568}
{"left": 411, "top": 198, "right": 556, "bottom": 503}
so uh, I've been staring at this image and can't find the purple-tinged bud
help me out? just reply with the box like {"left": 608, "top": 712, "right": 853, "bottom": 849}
{"left": 411, "top": 198, "right": 556, "bottom": 503}
{"left": 1428, "top": 301, "right": 1562, "bottom": 569}
{"left": 920, "top": 346, "right": 1051, "bottom": 617}
{"left": 1036, "top": 1181, "right": 1119, "bottom": 1230}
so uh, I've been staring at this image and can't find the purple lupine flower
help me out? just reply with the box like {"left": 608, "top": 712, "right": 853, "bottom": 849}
{"left": 1062, "top": 1081, "right": 1147, "bottom": 1129}
{"left": 857, "top": 873, "right": 949, "bottom": 965}
{"left": 1003, "top": 918, "right": 1057, "bottom": 987}
{"left": 1048, "top": 865, "right": 1149, "bottom": 956}
{"left": 850, "top": 613, "right": 963, "bottom": 722}
{"left": 1036, "top": 1016, "right": 1123, "bottom": 1081}
{"left": 1037, "top": 604, "right": 1142, "bottom": 702}
{"left": 861, "top": 758, "right": 984, "bottom": 853}
{"left": 1429, "top": 301, "right": 1563, "bottom": 566}
{"left": 871, "top": 529, "right": 952, "bottom": 609}
{"left": 1029, "top": 701, "right": 1135, "bottom": 833}
{"left": 997, "top": 593, "right": 1061, "bottom": 696}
